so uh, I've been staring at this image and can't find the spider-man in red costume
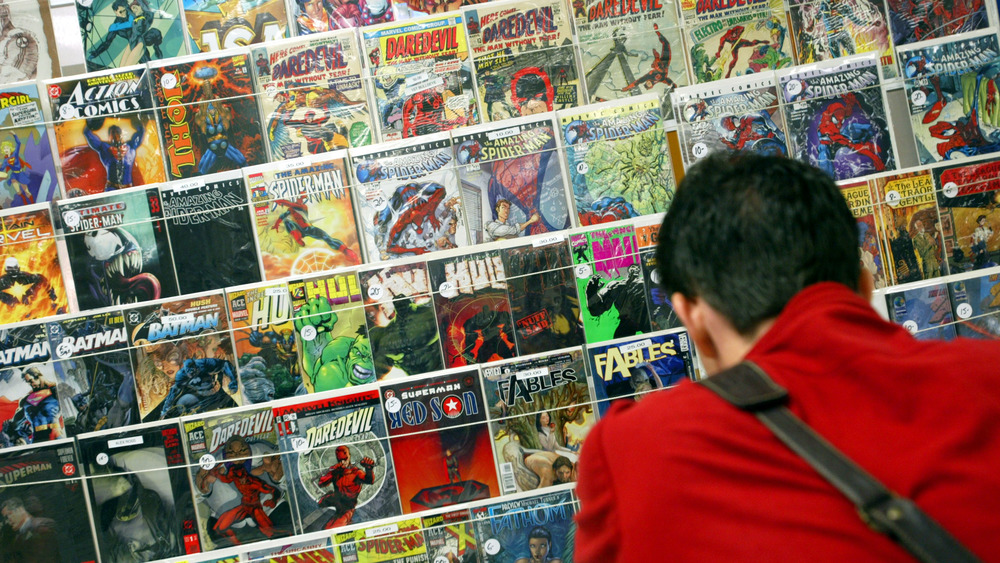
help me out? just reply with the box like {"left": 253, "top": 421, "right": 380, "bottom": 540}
{"left": 579, "top": 196, "right": 638, "bottom": 225}
{"left": 717, "top": 111, "right": 786, "bottom": 155}
{"left": 402, "top": 90, "right": 444, "bottom": 138}
{"left": 715, "top": 25, "right": 768, "bottom": 78}
{"left": 928, "top": 72, "right": 1000, "bottom": 159}
{"left": 621, "top": 24, "right": 677, "bottom": 92}
{"left": 375, "top": 182, "right": 446, "bottom": 256}
{"left": 816, "top": 93, "right": 884, "bottom": 175}
{"left": 272, "top": 196, "right": 360, "bottom": 263}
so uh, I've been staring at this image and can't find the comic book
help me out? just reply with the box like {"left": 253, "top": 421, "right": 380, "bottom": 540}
{"left": 464, "top": 0, "right": 582, "bottom": 122}
{"left": 351, "top": 133, "right": 468, "bottom": 262}
{"left": 287, "top": 0, "right": 395, "bottom": 34}
{"left": 358, "top": 260, "right": 445, "bottom": 380}
{"left": 0, "top": 320, "right": 63, "bottom": 448}
{"left": 272, "top": 388, "right": 402, "bottom": 533}
{"left": 46, "top": 65, "right": 167, "bottom": 197}
{"left": 184, "top": 0, "right": 289, "bottom": 52}
{"left": 334, "top": 517, "right": 428, "bottom": 562}
{"left": 183, "top": 405, "right": 296, "bottom": 551}
{"left": 0, "top": 439, "right": 98, "bottom": 563}
{"left": 56, "top": 186, "right": 179, "bottom": 311}
{"left": 871, "top": 169, "right": 946, "bottom": 285}
{"left": 471, "top": 489, "right": 576, "bottom": 563}
{"left": 949, "top": 271, "right": 1000, "bottom": 339}
{"left": 934, "top": 156, "right": 1000, "bottom": 273}
{"left": 839, "top": 179, "right": 888, "bottom": 289}
{"left": 454, "top": 114, "right": 570, "bottom": 244}
{"left": 481, "top": 348, "right": 595, "bottom": 494}
{"left": 422, "top": 508, "right": 481, "bottom": 563}
{"left": 76, "top": 0, "right": 187, "bottom": 72}
{"left": 252, "top": 31, "right": 374, "bottom": 161}
{"left": 885, "top": 282, "right": 957, "bottom": 340}
{"left": 149, "top": 49, "right": 267, "bottom": 180}
{"left": 0, "top": 203, "right": 68, "bottom": 323}
{"left": 123, "top": 291, "right": 242, "bottom": 421}
{"left": 0, "top": 0, "right": 57, "bottom": 81}
{"left": 886, "top": 0, "right": 990, "bottom": 48}
{"left": 248, "top": 538, "right": 337, "bottom": 562}
{"left": 0, "top": 81, "right": 58, "bottom": 208}
{"left": 558, "top": 95, "right": 674, "bottom": 225}
{"left": 227, "top": 280, "right": 302, "bottom": 402}
{"left": 76, "top": 420, "right": 201, "bottom": 561}
{"left": 898, "top": 31, "right": 1000, "bottom": 165}
{"left": 787, "top": 0, "right": 896, "bottom": 78}
{"left": 363, "top": 13, "right": 479, "bottom": 142}
{"left": 245, "top": 151, "right": 363, "bottom": 280}
{"left": 635, "top": 218, "right": 681, "bottom": 331}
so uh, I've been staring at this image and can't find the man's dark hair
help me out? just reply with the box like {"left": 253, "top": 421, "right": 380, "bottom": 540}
{"left": 112, "top": 0, "right": 128, "bottom": 11}
{"left": 656, "top": 153, "right": 859, "bottom": 335}
{"left": 552, "top": 456, "right": 572, "bottom": 473}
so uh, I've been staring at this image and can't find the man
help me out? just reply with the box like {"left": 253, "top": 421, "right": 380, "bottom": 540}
{"left": 575, "top": 153, "right": 1000, "bottom": 561}
{"left": 912, "top": 217, "right": 942, "bottom": 278}
{"left": 1, "top": 497, "right": 60, "bottom": 562}
{"left": 317, "top": 445, "right": 375, "bottom": 528}
{"left": 84, "top": 120, "right": 143, "bottom": 191}
{"left": 485, "top": 199, "right": 539, "bottom": 242}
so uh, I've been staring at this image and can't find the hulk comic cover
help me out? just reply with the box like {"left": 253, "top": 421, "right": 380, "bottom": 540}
{"left": 635, "top": 219, "right": 681, "bottom": 330}
{"left": 227, "top": 280, "right": 302, "bottom": 402}
{"left": 885, "top": 282, "right": 957, "bottom": 340}
{"left": 184, "top": 0, "right": 288, "bottom": 52}
{"left": 252, "top": 31, "right": 373, "bottom": 161}
{"left": 0, "top": 81, "right": 58, "bottom": 208}
{"left": 422, "top": 508, "right": 481, "bottom": 563}
{"left": 454, "top": 114, "right": 571, "bottom": 244}
{"left": 871, "top": 169, "right": 947, "bottom": 285}
{"left": 288, "top": 0, "right": 395, "bottom": 34}
{"left": 272, "top": 388, "right": 402, "bottom": 533}
{"left": 149, "top": 49, "right": 267, "bottom": 180}
{"left": 358, "top": 261, "right": 445, "bottom": 380}
{"left": 0, "top": 320, "right": 63, "bottom": 448}
{"left": 335, "top": 516, "right": 427, "bottom": 562}
{"left": 934, "top": 156, "right": 1000, "bottom": 272}
{"left": 886, "top": 0, "right": 990, "bottom": 48}
{"left": 46, "top": 65, "right": 167, "bottom": 197}
{"left": 247, "top": 538, "right": 336, "bottom": 562}
{"left": 76, "top": 0, "right": 187, "bottom": 72}
{"left": 464, "top": 0, "right": 582, "bottom": 122}
{"left": 788, "top": 0, "right": 896, "bottom": 78}
{"left": 471, "top": 488, "right": 576, "bottom": 563}
{"left": 949, "top": 271, "right": 1000, "bottom": 339}
{"left": 558, "top": 95, "right": 674, "bottom": 225}
{"left": 363, "top": 13, "right": 479, "bottom": 142}
{"left": 839, "top": 179, "right": 888, "bottom": 289}
{"left": 0, "top": 203, "right": 68, "bottom": 324}
{"left": 899, "top": 31, "right": 1000, "bottom": 165}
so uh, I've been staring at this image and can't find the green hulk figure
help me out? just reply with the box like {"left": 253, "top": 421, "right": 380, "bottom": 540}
{"left": 294, "top": 297, "right": 375, "bottom": 391}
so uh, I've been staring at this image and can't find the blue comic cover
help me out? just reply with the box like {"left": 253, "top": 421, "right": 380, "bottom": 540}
{"left": 0, "top": 321, "right": 63, "bottom": 449}
{"left": 76, "top": 0, "right": 187, "bottom": 72}
{"left": 636, "top": 220, "right": 682, "bottom": 331}
{"left": 885, "top": 282, "right": 957, "bottom": 340}
{"left": 0, "top": 82, "right": 58, "bottom": 209}
{"left": 949, "top": 272, "right": 1000, "bottom": 339}
{"left": 471, "top": 488, "right": 576, "bottom": 563}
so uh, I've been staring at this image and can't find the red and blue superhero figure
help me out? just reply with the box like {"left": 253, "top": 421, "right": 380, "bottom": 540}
{"left": 564, "top": 120, "right": 590, "bottom": 145}
{"left": 621, "top": 24, "right": 677, "bottom": 92}
{"left": 375, "top": 182, "right": 446, "bottom": 256}
{"left": 815, "top": 93, "right": 885, "bottom": 175}
{"left": 272, "top": 196, "right": 360, "bottom": 263}
{"left": 84, "top": 119, "right": 143, "bottom": 191}
{"left": 580, "top": 196, "right": 638, "bottom": 225}
{"left": 0, "top": 133, "right": 33, "bottom": 204}
{"left": 717, "top": 111, "right": 787, "bottom": 155}
{"left": 714, "top": 25, "right": 768, "bottom": 78}
{"left": 928, "top": 71, "right": 1000, "bottom": 159}
{"left": 905, "top": 54, "right": 947, "bottom": 124}
{"left": 687, "top": 99, "right": 709, "bottom": 122}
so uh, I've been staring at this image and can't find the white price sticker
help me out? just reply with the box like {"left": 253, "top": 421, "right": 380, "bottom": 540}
{"left": 516, "top": 367, "right": 549, "bottom": 380}
{"left": 160, "top": 73, "right": 177, "bottom": 90}
{"left": 162, "top": 313, "right": 195, "bottom": 323}
{"left": 63, "top": 211, "right": 81, "bottom": 229}
{"left": 55, "top": 341, "right": 73, "bottom": 359}
{"left": 902, "top": 320, "right": 919, "bottom": 334}
{"left": 692, "top": 142, "right": 709, "bottom": 159}
{"left": 96, "top": 453, "right": 109, "bottom": 466}
{"left": 365, "top": 523, "right": 399, "bottom": 538}
{"left": 439, "top": 281, "right": 458, "bottom": 299}
{"left": 291, "top": 437, "right": 309, "bottom": 453}
{"left": 264, "top": 287, "right": 288, "bottom": 297}
{"left": 368, "top": 284, "right": 385, "bottom": 300}
{"left": 108, "top": 436, "right": 144, "bottom": 449}
{"left": 533, "top": 234, "right": 564, "bottom": 247}
{"left": 173, "top": 179, "right": 202, "bottom": 192}
{"left": 576, "top": 162, "right": 589, "bottom": 174}
{"left": 484, "top": 539, "right": 501, "bottom": 555}
{"left": 885, "top": 190, "right": 902, "bottom": 208}
{"left": 385, "top": 396, "right": 401, "bottom": 413}
{"left": 956, "top": 303, "right": 973, "bottom": 319}
{"left": 619, "top": 339, "right": 653, "bottom": 353}
{"left": 281, "top": 157, "right": 310, "bottom": 170}
{"left": 942, "top": 182, "right": 959, "bottom": 198}
{"left": 199, "top": 454, "right": 216, "bottom": 471}
{"left": 300, "top": 325, "right": 317, "bottom": 341}
{"left": 575, "top": 264, "right": 592, "bottom": 278}
{"left": 911, "top": 90, "right": 927, "bottom": 106}
{"left": 785, "top": 80, "right": 803, "bottom": 96}
{"left": 59, "top": 104, "right": 78, "bottom": 120}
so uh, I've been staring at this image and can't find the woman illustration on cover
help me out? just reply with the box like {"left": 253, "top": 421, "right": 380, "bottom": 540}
{"left": 535, "top": 411, "right": 559, "bottom": 452}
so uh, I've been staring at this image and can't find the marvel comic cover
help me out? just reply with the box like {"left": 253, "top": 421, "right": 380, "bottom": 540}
{"left": 363, "top": 13, "right": 479, "bottom": 142}
{"left": 183, "top": 405, "right": 296, "bottom": 551}
{"left": 949, "top": 270, "right": 1000, "bottom": 339}
{"left": 471, "top": 488, "right": 576, "bottom": 563}
{"left": 76, "top": 420, "right": 201, "bottom": 561}
{"left": 788, "top": 0, "right": 896, "bottom": 78}
{"left": 871, "top": 169, "right": 947, "bottom": 285}
{"left": 899, "top": 31, "right": 1000, "bottom": 165}
{"left": 885, "top": 281, "right": 957, "bottom": 340}
{"left": 454, "top": 114, "right": 570, "bottom": 244}
{"left": 0, "top": 0, "right": 58, "bottom": 81}
{"left": 481, "top": 348, "right": 594, "bottom": 494}
{"left": 334, "top": 516, "right": 428, "bottom": 562}
{"left": 252, "top": 31, "right": 373, "bottom": 161}
{"left": 351, "top": 133, "right": 469, "bottom": 262}
{"left": 839, "top": 179, "right": 888, "bottom": 289}
{"left": 46, "top": 65, "right": 167, "bottom": 197}
{"left": 358, "top": 260, "right": 445, "bottom": 380}
{"left": 934, "top": 156, "right": 1000, "bottom": 272}
{"left": 272, "top": 388, "right": 402, "bottom": 533}
{"left": 887, "top": 0, "right": 990, "bottom": 48}
{"left": 428, "top": 249, "right": 517, "bottom": 368}
{"left": 288, "top": 0, "right": 395, "bottom": 34}
{"left": 395, "top": 0, "right": 486, "bottom": 17}
{"left": 558, "top": 95, "right": 674, "bottom": 225}
{"left": 635, "top": 219, "right": 681, "bottom": 330}
{"left": 0, "top": 203, "right": 68, "bottom": 323}
{"left": 227, "top": 280, "right": 302, "bottom": 402}
{"left": 149, "top": 49, "right": 267, "bottom": 180}
{"left": 184, "top": 0, "right": 288, "bottom": 52}
{"left": 0, "top": 320, "right": 63, "bottom": 448}
{"left": 464, "top": 0, "right": 582, "bottom": 122}
{"left": 0, "top": 439, "right": 98, "bottom": 563}
{"left": 0, "top": 81, "right": 58, "bottom": 208}
{"left": 77, "top": 0, "right": 187, "bottom": 72}
{"left": 422, "top": 508, "right": 481, "bottom": 563}
{"left": 248, "top": 538, "right": 336, "bottom": 562}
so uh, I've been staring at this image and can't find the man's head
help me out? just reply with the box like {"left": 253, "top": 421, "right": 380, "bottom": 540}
{"left": 495, "top": 199, "right": 511, "bottom": 222}
{"left": 22, "top": 368, "right": 46, "bottom": 391}
{"left": 526, "top": 526, "right": 553, "bottom": 561}
{"left": 224, "top": 437, "right": 251, "bottom": 461}
{"left": 552, "top": 456, "right": 573, "bottom": 483}
{"left": 978, "top": 214, "right": 988, "bottom": 226}
{"left": 336, "top": 445, "right": 351, "bottom": 464}
{"left": 112, "top": 0, "right": 128, "bottom": 17}
{"left": 1, "top": 498, "right": 27, "bottom": 528}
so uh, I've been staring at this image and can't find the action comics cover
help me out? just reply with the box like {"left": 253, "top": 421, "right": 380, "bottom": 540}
{"left": 363, "top": 13, "right": 479, "bottom": 142}
{"left": 76, "top": 420, "right": 201, "bottom": 561}
{"left": 247, "top": 538, "right": 336, "bottom": 562}
{"left": 227, "top": 280, "right": 302, "bottom": 402}
{"left": 428, "top": 249, "right": 517, "bottom": 368}
{"left": 252, "top": 31, "right": 373, "bottom": 161}
{"left": 183, "top": 405, "right": 296, "bottom": 551}
{"left": 351, "top": 133, "right": 469, "bottom": 262}
{"left": 899, "top": 31, "right": 1000, "bottom": 165}
{"left": 481, "top": 348, "right": 595, "bottom": 494}
{"left": 335, "top": 517, "right": 427, "bottom": 562}
{"left": 885, "top": 282, "right": 957, "bottom": 340}
{"left": 871, "top": 169, "right": 947, "bottom": 285}
{"left": 46, "top": 65, "right": 167, "bottom": 197}
{"left": 635, "top": 219, "right": 681, "bottom": 330}
{"left": 382, "top": 369, "right": 498, "bottom": 514}
{"left": 886, "top": 0, "right": 990, "bottom": 48}
{"left": 288, "top": 0, "right": 395, "bottom": 34}
{"left": 949, "top": 271, "right": 1000, "bottom": 339}
{"left": 272, "top": 388, "right": 402, "bottom": 533}
{"left": 56, "top": 186, "right": 178, "bottom": 311}
{"left": 570, "top": 224, "right": 648, "bottom": 344}
{"left": 358, "top": 261, "right": 445, "bottom": 380}
{"left": 0, "top": 0, "right": 58, "bottom": 81}
{"left": 471, "top": 488, "right": 576, "bottom": 563}
{"left": 464, "top": 0, "right": 582, "bottom": 122}
{"left": 454, "top": 114, "right": 570, "bottom": 244}
{"left": 788, "top": 0, "right": 896, "bottom": 78}
{"left": 422, "top": 508, "right": 481, "bottom": 563}
{"left": 124, "top": 291, "right": 242, "bottom": 421}
{"left": 839, "top": 179, "right": 888, "bottom": 289}
{"left": 184, "top": 0, "right": 288, "bottom": 52}
{"left": 778, "top": 53, "right": 895, "bottom": 182}
{"left": 0, "top": 81, "right": 58, "bottom": 208}
{"left": 76, "top": 0, "right": 187, "bottom": 72}
{"left": 149, "top": 49, "right": 267, "bottom": 180}
{"left": 934, "top": 157, "right": 1000, "bottom": 272}
{"left": 0, "top": 320, "right": 63, "bottom": 448}
{"left": 0, "top": 203, "right": 68, "bottom": 323}
{"left": 0, "top": 439, "right": 98, "bottom": 563}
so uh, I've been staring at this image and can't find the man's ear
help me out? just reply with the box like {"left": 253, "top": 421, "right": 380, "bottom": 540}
{"left": 671, "top": 292, "right": 720, "bottom": 373}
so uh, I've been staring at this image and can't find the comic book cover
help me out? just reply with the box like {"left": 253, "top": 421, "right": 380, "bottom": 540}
{"left": 76, "top": 0, "right": 187, "bottom": 72}
{"left": 184, "top": 0, "right": 288, "bottom": 52}
{"left": 886, "top": 0, "right": 990, "bottom": 48}
{"left": 558, "top": 95, "right": 674, "bottom": 225}
{"left": 839, "top": 179, "right": 888, "bottom": 289}
{"left": 0, "top": 0, "right": 58, "bottom": 81}
{"left": 334, "top": 517, "right": 428, "bottom": 562}
{"left": 949, "top": 271, "right": 1000, "bottom": 339}
{"left": 272, "top": 388, "right": 402, "bottom": 533}
{"left": 422, "top": 508, "right": 480, "bottom": 563}
{"left": 471, "top": 489, "right": 576, "bottom": 563}
{"left": 899, "top": 31, "right": 1000, "bottom": 165}
{"left": 570, "top": 224, "right": 648, "bottom": 344}
{"left": 0, "top": 81, "right": 58, "bottom": 208}
{"left": 0, "top": 439, "right": 98, "bottom": 563}
{"left": 351, "top": 133, "right": 468, "bottom": 262}
{"left": 0, "top": 320, "right": 63, "bottom": 448}
{"left": 76, "top": 420, "right": 201, "bottom": 561}
{"left": 56, "top": 186, "right": 179, "bottom": 311}
{"left": 871, "top": 169, "right": 947, "bottom": 285}
{"left": 248, "top": 538, "right": 336, "bottom": 562}
{"left": 778, "top": 54, "right": 894, "bottom": 182}
{"left": 363, "top": 13, "right": 479, "bottom": 142}
{"left": 289, "top": 0, "right": 396, "bottom": 34}
{"left": 252, "top": 31, "right": 373, "bottom": 161}
{"left": 149, "top": 49, "right": 267, "bottom": 180}
{"left": 183, "top": 405, "right": 296, "bottom": 551}
{"left": 481, "top": 348, "right": 595, "bottom": 494}
{"left": 0, "top": 203, "right": 68, "bottom": 323}
{"left": 934, "top": 156, "right": 1000, "bottom": 273}
{"left": 464, "top": 0, "right": 582, "bottom": 122}
{"left": 46, "top": 65, "right": 167, "bottom": 197}
{"left": 428, "top": 249, "right": 517, "bottom": 368}
{"left": 634, "top": 219, "right": 681, "bottom": 330}
{"left": 454, "top": 114, "right": 570, "bottom": 244}
{"left": 885, "top": 282, "right": 957, "bottom": 340}
{"left": 124, "top": 291, "right": 242, "bottom": 421}
{"left": 787, "top": 0, "right": 896, "bottom": 78}
{"left": 358, "top": 261, "right": 445, "bottom": 380}
{"left": 245, "top": 151, "right": 363, "bottom": 280}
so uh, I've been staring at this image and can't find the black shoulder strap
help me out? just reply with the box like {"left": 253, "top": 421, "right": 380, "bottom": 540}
{"left": 699, "top": 362, "right": 981, "bottom": 563}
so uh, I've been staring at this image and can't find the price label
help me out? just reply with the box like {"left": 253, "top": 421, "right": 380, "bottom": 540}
{"left": 266, "top": 85, "right": 277, "bottom": 97}
{"left": 533, "top": 234, "right": 564, "bottom": 247}
{"left": 365, "top": 523, "right": 399, "bottom": 538}
{"left": 385, "top": 396, "right": 401, "bottom": 413}
{"left": 96, "top": 453, "right": 109, "bottom": 466}
{"left": 484, "top": 539, "right": 501, "bottom": 555}
{"left": 785, "top": 80, "right": 803, "bottom": 96}
{"left": 55, "top": 341, "right": 73, "bottom": 359}
{"left": 160, "top": 73, "right": 177, "bottom": 90}
{"left": 956, "top": 303, "right": 973, "bottom": 319}
{"left": 300, "top": 325, "right": 317, "bottom": 341}
{"left": 911, "top": 90, "right": 927, "bottom": 106}
{"left": 292, "top": 437, "right": 309, "bottom": 453}
{"left": 576, "top": 162, "right": 589, "bottom": 174}
{"left": 369, "top": 194, "right": 388, "bottom": 211}
{"left": 902, "top": 320, "right": 919, "bottom": 334}
{"left": 620, "top": 339, "right": 652, "bottom": 353}
{"left": 575, "top": 264, "right": 592, "bottom": 278}
{"left": 942, "top": 182, "right": 959, "bottom": 198}
{"left": 173, "top": 179, "right": 202, "bottom": 192}
{"left": 885, "top": 190, "right": 902, "bottom": 208}
{"left": 368, "top": 284, "right": 384, "bottom": 300}
{"left": 439, "top": 281, "right": 458, "bottom": 299}
{"left": 265, "top": 287, "right": 288, "bottom": 297}
{"left": 692, "top": 142, "right": 709, "bottom": 159}
{"left": 63, "top": 211, "right": 81, "bottom": 229}
{"left": 280, "top": 157, "right": 310, "bottom": 170}
{"left": 199, "top": 454, "right": 216, "bottom": 471}
{"left": 58, "top": 104, "right": 78, "bottom": 120}
{"left": 516, "top": 367, "right": 549, "bottom": 380}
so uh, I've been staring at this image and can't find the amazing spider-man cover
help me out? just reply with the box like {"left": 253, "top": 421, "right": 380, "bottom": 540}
{"left": 886, "top": 0, "right": 989, "bottom": 48}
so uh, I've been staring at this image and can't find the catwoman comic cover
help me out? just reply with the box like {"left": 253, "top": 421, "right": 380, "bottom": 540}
{"left": 886, "top": 0, "right": 990, "bottom": 48}
{"left": 839, "top": 179, "right": 888, "bottom": 289}
{"left": 0, "top": 81, "right": 58, "bottom": 208}
{"left": 184, "top": 0, "right": 288, "bottom": 52}
{"left": 227, "top": 280, "right": 302, "bottom": 402}
{"left": 76, "top": 0, "right": 187, "bottom": 72}
{"left": 949, "top": 270, "right": 1000, "bottom": 339}
{"left": 471, "top": 488, "right": 576, "bottom": 563}
{"left": 934, "top": 156, "right": 1000, "bottom": 273}
{"left": 871, "top": 169, "right": 947, "bottom": 285}
{"left": 0, "top": 203, "right": 69, "bottom": 323}
{"left": 788, "top": 0, "right": 896, "bottom": 78}
{"left": 885, "top": 281, "right": 957, "bottom": 340}
{"left": 422, "top": 508, "right": 481, "bottom": 563}
{"left": 334, "top": 516, "right": 428, "bottom": 562}
{"left": 288, "top": 0, "right": 395, "bottom": 35}
{"left": 0, "top": 320, "right": 63, "bottom": 449}
{"left": 635, "top": 219, "right": 681, "bottom": 330}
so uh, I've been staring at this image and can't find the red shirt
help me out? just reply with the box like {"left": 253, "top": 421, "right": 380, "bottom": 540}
{"left": 575, "top": 283, "right": 1000, "bottom": 562}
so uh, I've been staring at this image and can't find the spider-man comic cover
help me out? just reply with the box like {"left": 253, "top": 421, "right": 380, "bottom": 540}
{"left": 788, "top": 0, "right": 896, "bottom": 78}
{"left": 886, "top": 0, "right": 989, "bottom": 48}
